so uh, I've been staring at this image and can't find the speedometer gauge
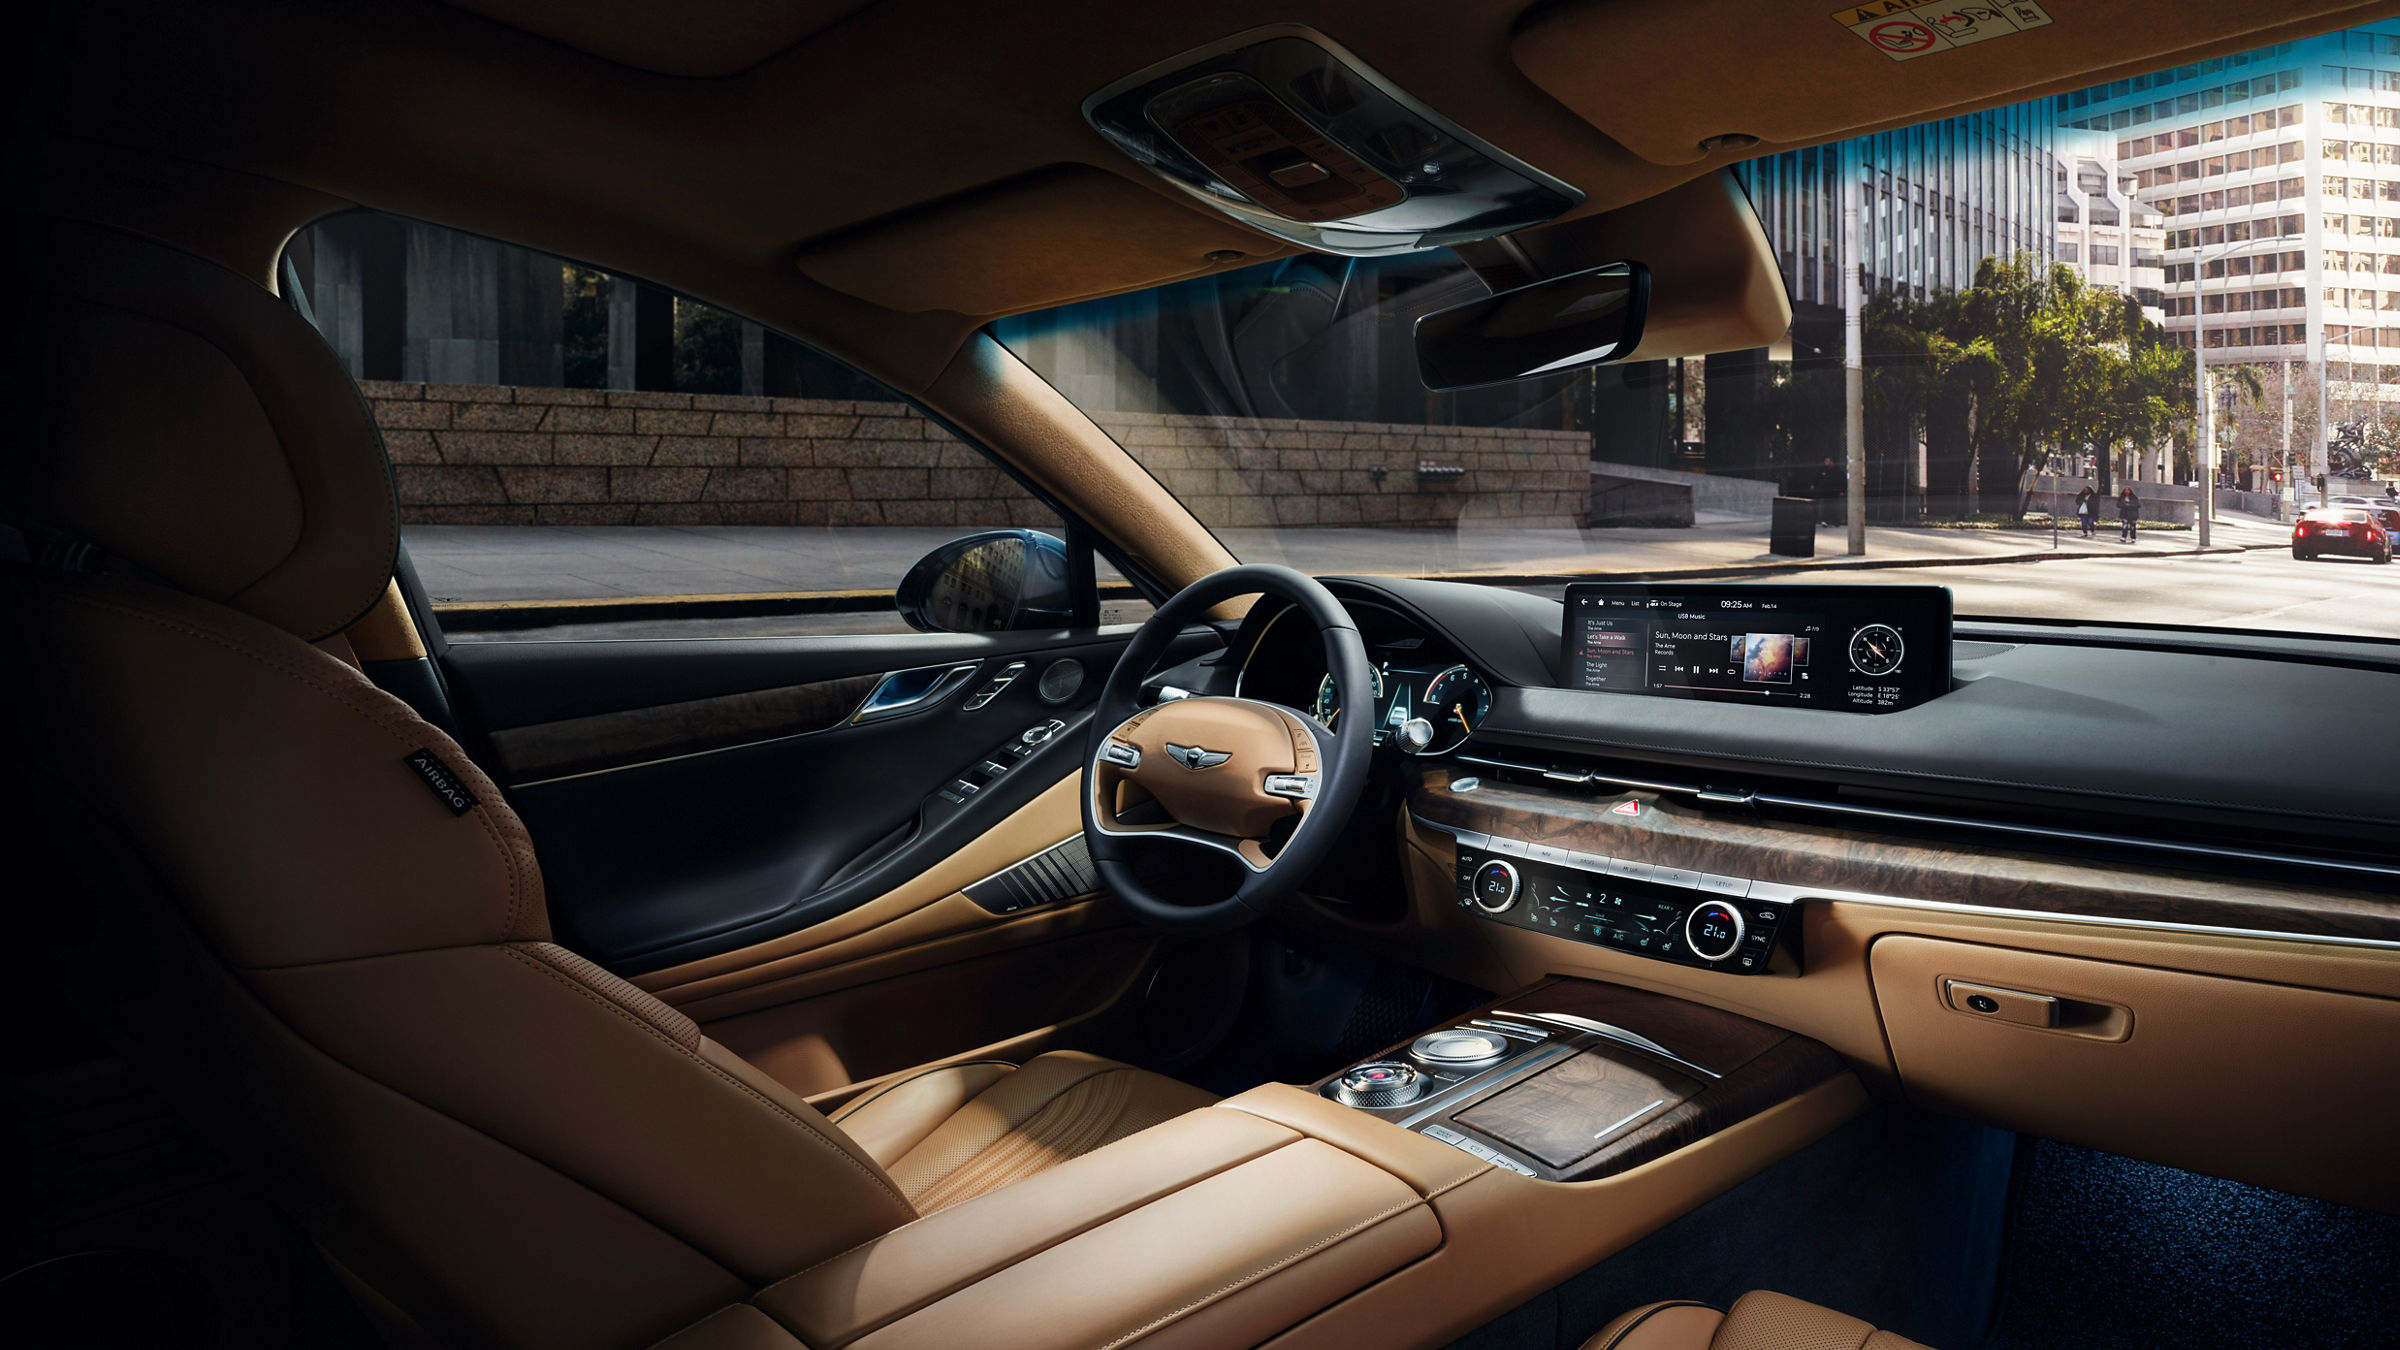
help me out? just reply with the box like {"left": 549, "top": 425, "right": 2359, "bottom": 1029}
{"left": 1314, "top": 666, "right": 1384, "bottom": 727}
{"left": 1418, "top": 666, "right": 1491, "bottom": 753}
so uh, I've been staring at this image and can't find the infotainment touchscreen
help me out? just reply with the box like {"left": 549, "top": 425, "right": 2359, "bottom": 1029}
{"left": 1560, "top": 584, "right": 1951, "bottom": 713}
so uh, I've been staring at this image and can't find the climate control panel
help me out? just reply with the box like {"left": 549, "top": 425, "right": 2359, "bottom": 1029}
{"left": 1452, "top": 840, "right": 1787, "bottom": 975}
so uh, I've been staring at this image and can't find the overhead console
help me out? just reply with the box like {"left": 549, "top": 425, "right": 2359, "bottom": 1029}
{"left": 1562, "top": 582, "right": 1951, "bottom": 714}
{"left": 1082, "top": 25, "right": 1583, "bottom": 256}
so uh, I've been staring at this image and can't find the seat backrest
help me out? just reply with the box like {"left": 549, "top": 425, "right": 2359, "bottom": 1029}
{"left": 1, "top": 223, "right": 916, "bottom": 1350}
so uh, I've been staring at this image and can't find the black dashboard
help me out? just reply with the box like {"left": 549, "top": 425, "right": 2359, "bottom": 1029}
{"left": 1212, "top": 575, "right": 2400, "bottom": 864}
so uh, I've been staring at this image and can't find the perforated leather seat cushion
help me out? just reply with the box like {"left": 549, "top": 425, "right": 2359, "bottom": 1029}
{"left": 829, "top": 1051, "right": 1216, "bottom": 1214}
{"left": 1584, "top": 1291, "right": 1935, "bottom": 1350}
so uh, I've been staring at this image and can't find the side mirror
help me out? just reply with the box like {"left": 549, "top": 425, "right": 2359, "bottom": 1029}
{"left": 1414, "top": 261, "right": 1650, "bottom": 391}
{"left": 894, "top": 529, "right": 1076, "bottom": 634}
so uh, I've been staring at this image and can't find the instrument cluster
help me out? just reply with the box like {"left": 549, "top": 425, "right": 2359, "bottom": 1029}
{"left": 1238, "top": 600, "right": 1492, "bottom": 755}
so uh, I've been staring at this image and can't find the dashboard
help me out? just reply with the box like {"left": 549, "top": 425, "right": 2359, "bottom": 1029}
{"left": 1194, "top": 573, "right": 2400, "bottom": 1216}
{"left": 1208, "top": 573, "right": 2400, "bottom": 898}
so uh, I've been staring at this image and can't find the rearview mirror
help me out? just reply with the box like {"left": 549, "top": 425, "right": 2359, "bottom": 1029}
{"left": 895, "top": 529, "right": 1076, "bottom": 633}
{"left": 1413, "top": 261, "right": 1650, "bottom": 391}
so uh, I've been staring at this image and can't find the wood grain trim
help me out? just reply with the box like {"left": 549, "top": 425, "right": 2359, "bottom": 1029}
{"left": 1455, "top": 1050, "right": 1703, "bottom": 1171}
{"left": 489, "top": 672, "right": 879, "bottom": 782}
{"left": 1316, "top": 977, "right": 1846, "bottom": 1183}
{"left": 1411, "top": 767, "right": 2400, "bottom": 945}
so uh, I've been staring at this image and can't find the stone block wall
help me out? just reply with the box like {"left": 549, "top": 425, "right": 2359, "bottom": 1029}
{"left": 364, "top": 381, "right": 1590, "bottom": 529}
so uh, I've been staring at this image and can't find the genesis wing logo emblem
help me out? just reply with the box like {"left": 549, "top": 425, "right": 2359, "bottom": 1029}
{"left": 1165, "top": 742, "right": 1232, "bottom": 770}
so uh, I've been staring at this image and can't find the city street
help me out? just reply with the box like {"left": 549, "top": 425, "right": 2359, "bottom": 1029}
{"left": 409, "top": 509, "right": 2400, "bottom": 641}
{"left": 1684, "top": 540, "right": 2400, "bottom": 639}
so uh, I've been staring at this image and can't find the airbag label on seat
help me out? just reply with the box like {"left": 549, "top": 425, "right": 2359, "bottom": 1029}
{"left": 403, "top": 749, "right": 478, "bottom": 816}
{"left": 1834, "top": 1, "right": 2053, "bottom": 62}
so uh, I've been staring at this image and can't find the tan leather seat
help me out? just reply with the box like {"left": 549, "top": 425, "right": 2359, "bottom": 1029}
{"left": 1584, "top": 1292, "right": 1934, "bottom": 1350}
{"left": 0, "top": 220, "right": 1212, "bottom": 1349}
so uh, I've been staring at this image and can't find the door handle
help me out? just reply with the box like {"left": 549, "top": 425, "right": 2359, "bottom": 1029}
{"left": 851, "top": 662, "right": 981, "bottom": 724}
{"left": 1943, "top": 979, "right": 2059, "bottom": 1028}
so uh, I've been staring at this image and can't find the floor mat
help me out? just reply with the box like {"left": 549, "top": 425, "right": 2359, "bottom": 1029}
{"left": 1989, "top": 1139, "right": 2400, "bottom": 1350}
{"left": 1448, "top": 1106, "right": 2017, "bottom": 1350}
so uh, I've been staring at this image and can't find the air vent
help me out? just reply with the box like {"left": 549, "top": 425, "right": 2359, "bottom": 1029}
{"left": 1083, "top": 26, "right": 1582, "bottom": 256}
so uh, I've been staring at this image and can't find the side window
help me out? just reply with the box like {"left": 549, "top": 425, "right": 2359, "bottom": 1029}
{"left": 283, "top": 212, "right": 1079, "bottom": 640}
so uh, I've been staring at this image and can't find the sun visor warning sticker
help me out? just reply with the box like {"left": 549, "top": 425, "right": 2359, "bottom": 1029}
{"left": 1834, "top": 1, "right": 2054, "bottom": 61}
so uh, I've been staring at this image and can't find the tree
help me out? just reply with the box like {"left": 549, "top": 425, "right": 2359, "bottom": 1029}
{"left": 1865, "top": 253, "right": 2193, "bottom": 512}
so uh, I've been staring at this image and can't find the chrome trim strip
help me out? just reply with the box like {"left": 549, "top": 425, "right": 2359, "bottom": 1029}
{"left": 1592, "top": 1099, "right": 1668, "bottom": 1142}
{"left": 1746, "top": 880, "right": 2400, "bottom": 953}
{"left": 1495, "top": 1011, "right": 1723, "bottom": 1080}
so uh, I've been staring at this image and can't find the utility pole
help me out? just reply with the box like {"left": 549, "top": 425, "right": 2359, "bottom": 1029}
{"left": 2317, "top": 323, "right": 2337, "bottom": 508}
{"left": 2194, "top": 253, "right": 2211, "bottom": 548}
{"left": 2281, "top": 357, "right": 2292, "bottom": 520}
{"left": 1843, "top": 141, "right": 1866, "bottom": 556}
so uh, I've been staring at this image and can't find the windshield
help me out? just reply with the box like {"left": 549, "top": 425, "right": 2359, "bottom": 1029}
{"left": 994, "top": 19, "right": 2400, "bottom": 641}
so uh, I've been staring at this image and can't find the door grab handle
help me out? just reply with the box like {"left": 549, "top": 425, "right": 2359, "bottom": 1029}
{"left": 851, "top": 663, "right": 981, "bottom": 724}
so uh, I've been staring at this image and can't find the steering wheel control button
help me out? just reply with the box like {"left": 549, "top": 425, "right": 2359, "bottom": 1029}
{"left": 1100, "top": 740, "right": 1142, "bottom": 769}
{"left": 1411, "top": 1028, "right": 1511, "bottom": 1068}
{"left": 1684, "top": 900, "right": 1746, "bottom": 963}
{"left": 1334, "top": 1060, "right": 1424, "bottom": 1108}
{"left": 1471, "top": 859, "right": 1521, "bottom": 913}
{"left": 1262, "top": 773, "right": 1315, "bottom": 799}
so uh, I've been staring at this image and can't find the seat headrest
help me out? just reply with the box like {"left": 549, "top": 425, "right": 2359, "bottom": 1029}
{"left": 5, "top": 221, "right": 398, "bottom": 640}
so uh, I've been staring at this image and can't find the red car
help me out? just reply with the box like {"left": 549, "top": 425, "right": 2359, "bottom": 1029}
{"left": 2292, "top": 507, "right": 2393, "bottom": 563}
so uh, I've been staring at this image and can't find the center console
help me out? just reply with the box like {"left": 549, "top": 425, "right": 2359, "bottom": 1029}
{"left": 1315, "top": 978, "right": 1843, "bottom": 1182}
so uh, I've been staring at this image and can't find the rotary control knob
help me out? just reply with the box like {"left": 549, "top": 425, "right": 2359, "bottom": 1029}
{"left": 1410, "top": 1027, "right": 1511, "bottom": 1069}
{"left": 1334, "top": 1060, "right": 1424, "bottom": 1108}
{"left": 1684, "top": 899, "right": 1747, "bottom": 963}
{"left": 1470, "top": 859, "right": 1520, "bottom": 913}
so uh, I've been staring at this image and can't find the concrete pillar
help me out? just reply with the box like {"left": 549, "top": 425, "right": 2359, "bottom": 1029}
{"left": 609, "top": 281, "right": 675, "bottom": 392}
{"left": 740, "top": 321, "right": 766, "bottom": 397}
{"left": 396, "top": 224, "right": 562, "bottom": 386}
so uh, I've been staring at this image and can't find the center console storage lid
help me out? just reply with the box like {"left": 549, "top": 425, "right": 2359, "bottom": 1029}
{"left": 755, "top": 1106, "right": 1445, "bottom": 1349}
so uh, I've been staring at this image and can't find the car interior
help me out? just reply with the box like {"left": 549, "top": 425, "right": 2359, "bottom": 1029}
{"left": 5, "top": 3, "right": 2399, "bottom": 1349}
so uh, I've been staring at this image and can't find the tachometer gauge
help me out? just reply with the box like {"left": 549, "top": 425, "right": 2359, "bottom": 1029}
{"left": 1314, "top": 665, "right": 1384, "bottom": 727}
{"left": 1418, "top": 666, "right": 1491, "bottom": 753}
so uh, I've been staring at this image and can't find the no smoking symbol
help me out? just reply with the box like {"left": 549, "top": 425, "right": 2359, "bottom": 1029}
{"left": 1870, "top": 20, "right": 1937, "bottom": 52}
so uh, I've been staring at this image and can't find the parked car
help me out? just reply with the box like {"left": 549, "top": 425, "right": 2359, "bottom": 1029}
{"left": 2293, "top": 507, "right": 2393, "bottom": 562}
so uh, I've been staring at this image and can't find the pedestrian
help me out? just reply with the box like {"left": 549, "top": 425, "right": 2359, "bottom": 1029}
{"left": 2117, "top": 484, "right": 2141, "bottom": 543}
{"left": 2075, "top": 483, "right": 2097, "bottom": 538}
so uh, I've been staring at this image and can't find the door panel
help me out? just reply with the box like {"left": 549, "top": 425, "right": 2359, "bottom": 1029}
{"left": 438, "top": 625, "right": 1220, "bottom": 972}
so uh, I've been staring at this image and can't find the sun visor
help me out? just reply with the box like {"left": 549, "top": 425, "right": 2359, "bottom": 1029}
{"left": 1514, "top": 0, "right": 2381, "bottom": 166}
{"left": 1503, "top": 171, "right": 1789, "bottom": 363}
{"left": 794, "top": 164, "right": 1288, "bottom": 316}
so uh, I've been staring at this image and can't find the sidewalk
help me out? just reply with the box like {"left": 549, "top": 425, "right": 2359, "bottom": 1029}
{"left": 406, "top": 510, "right": 2288, "bottom": 607}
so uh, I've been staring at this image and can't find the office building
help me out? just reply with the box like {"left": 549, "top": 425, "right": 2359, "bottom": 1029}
{"left": 2062, "top": 23, "right": 2400, "bottom": 415}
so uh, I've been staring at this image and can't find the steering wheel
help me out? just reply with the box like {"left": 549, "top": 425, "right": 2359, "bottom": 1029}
{"left": 1082, "top": 565, "right": 1376, "bottom": 934}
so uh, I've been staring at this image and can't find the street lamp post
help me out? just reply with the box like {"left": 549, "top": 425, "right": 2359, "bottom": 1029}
{"left": 2317, "top": 322, "right": 2360, "bottom": 509}
{"left": 2188, "top": 235, "right": 2254, "bottom": 549}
